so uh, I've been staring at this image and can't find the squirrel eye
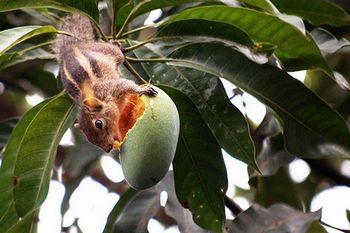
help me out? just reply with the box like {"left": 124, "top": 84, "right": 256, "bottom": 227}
{"left": 95, "top": 120, "right": 103, "bottom": 130}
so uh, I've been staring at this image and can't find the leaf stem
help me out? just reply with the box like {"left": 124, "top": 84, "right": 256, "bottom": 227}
{"left": 124, "top": 59, "right": 148, "bottom": 84}
{"left": 121, "top": 23, "right": 159, "bottom": 37}
{"left": 224, "top": 195, "right": 243, "bottom": 216}
{"left": 123, "top": 38, "right": 159, "bottom": 52}
{"left": 111, "top": 3, "right": 117, "bottom": 40}
{"left": 126, "top": 56, "right": 174, "bottom": 63}
{"left": 18, "top": 41, "right": 53, "bottom": 55}
{"left": 115, "top": 0, "right": 152, "bottom": 39}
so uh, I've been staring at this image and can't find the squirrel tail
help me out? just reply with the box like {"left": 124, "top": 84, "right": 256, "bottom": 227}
{"left": 53, "top": 14, "right": 95, "bottom": 57}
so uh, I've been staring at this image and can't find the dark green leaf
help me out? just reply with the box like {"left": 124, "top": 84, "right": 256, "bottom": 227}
{"left": 270, "top": 0, "right": 350, "bottom": 26}
{"left": 0, "top": 91, "right": 75, "bottom": 231}
{"left": 165, "top": 6, "right": 332, "bottom": 75}
{"left": 158, "top": 19, "right": 254, "bottom": 47}
{"left": 228, "top": 204, "right": 321, "bottom": 233}
{"left": 251, "top": 168, "right": 302, "bottom": 209}
{"left": 168, "top": 43, "right": 350, "bottom": 159}
{"left": 0, "top": 118, "right": 18, "bottom": 150}
{"left": 347, "top": 209, "right": 350, "bottom": 223}
{"left": 133, "top": 43, "right": 257, "bottom": 170}
{"left": 162, "top": 86, "right": 227, "bottom": 233}
{"left": 0, "top": 0, "right": 99, "bottom": 21}
{"left": 106, "top": 189, "right": 160, "bottom": 233}
{"left": 0, "top": 26, "right": 57, "bottom": 55}
{"left": 160, "top": 173, "right": 208, "bottom": 233}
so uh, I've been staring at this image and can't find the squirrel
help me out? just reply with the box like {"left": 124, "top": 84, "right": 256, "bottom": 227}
{"left": 53, "top": 14, "right": 157, "bottom": 152}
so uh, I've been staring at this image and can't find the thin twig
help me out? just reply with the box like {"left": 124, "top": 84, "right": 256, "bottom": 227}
{"left": 124, "top": 59, "right": 148, "bottom": 84}
{"left": 224, "top": 195, "right": 243, "bottom": 216}
{"left": 320, "top": 220, "right": 350, "bottom": 233}
{"left": 121, "top": 24, "right": 159, "bottom": 37}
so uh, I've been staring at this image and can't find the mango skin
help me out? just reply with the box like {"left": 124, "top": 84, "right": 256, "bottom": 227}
{"left": 119, "top": 86, "right": 180, "bottom": 190}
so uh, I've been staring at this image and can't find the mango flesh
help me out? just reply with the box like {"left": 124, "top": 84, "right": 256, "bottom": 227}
{"left": 117, "top": 86, "right": 180, "bottom": 190}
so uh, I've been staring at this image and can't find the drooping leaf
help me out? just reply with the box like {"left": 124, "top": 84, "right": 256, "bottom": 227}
{"left": 161, "top": 86, "right": 227, "bottom": 233}
{"left": 0, "top": 91, "right": 75, "bottom": 232}
{"left": 311, "top": 28, "right": 350, "bottom": 54}
{"left": 0, "top": 0, "right": 99, "bottom": 21}
{"left": 164, "top": 6, "right": 332, "bottom": 75}
{"left": 270, "top": 0, "right": 350, "bottom": 26}
{"left": 0, "top": 26, "right": 57, "bottom": 55}
{"left": 228, "top": 204, "right": 321, "bottom": 233}
{"left": 132, "top": 43, "right": 257, "bottom": 170}
{"left": 168, "top": 43, "right": 350, "bottom": 159}
{"left": 255, "top": 135, "right": 294, "bottom": 176}
{"left": 105, "top": 188, "right": 161, "bottom": 233}
{"left": 0, "top": 118, "right": 18, "bottom": 150}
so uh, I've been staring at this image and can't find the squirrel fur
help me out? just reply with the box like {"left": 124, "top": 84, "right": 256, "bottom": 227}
{"left": 54, "top": 14, "right": 156, "bottom": 152}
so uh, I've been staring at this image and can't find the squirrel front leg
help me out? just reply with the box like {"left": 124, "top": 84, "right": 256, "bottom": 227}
{"left": 93, "top": 79, "right": 157, "bottom": 100}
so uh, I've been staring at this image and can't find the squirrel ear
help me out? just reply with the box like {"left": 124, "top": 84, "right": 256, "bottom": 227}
{"left": 83, "top": 97, "right": 103, "bottom": 112}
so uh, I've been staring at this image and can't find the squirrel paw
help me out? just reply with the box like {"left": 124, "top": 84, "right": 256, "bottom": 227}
{"left": 140, "top": 85, "right": 158, "bottom": 96}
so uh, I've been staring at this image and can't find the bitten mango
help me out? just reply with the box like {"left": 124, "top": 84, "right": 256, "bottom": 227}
{"left": 116, "top": 86, "right": 179, "bottom": 190}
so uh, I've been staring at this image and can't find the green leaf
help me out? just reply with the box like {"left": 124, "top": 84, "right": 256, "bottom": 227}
{"left": 0, "top": 26, "right": 57, "bottom": 55}
{"left": 164, "top": 6, "right": 332, "bottom": 75}
{"left": 168, "top": 43, "right": 350, "bottom": 159}
{"left": 158, "top": 19, "right": 254, "bottom": 47}
{"left": 6, "top": 210, "right": 38, "bottom": 233}
{"left": 115, "top": 0, "right": 217, "bottom": 31}
{"left": 132, "top": 43, "right": 257, "bottom": 170}
{"left": 104, "top": 188, "right": 160, "bottom": 233}
{"left": 161, "top": 86, "right": 227, "bottom": 233}
{"left": 238, "top": 0, "right": 278, "bottom": 13}
{"left": 270, "top": 0, "right": 350, "bottom": 26}
{"left": 228, "top": 204, "right": 321, "bottom": 233}
{"left": 347, "top": 209, "right": 350, "bottom": 223}
{"left": 251, "top": 168, "right": 302, "bottom": 209}
{"left": 0, "top": 0, "right": 99, "bottom": 21}
{"left": 0, "top": 91, "right": 75, "bottom": 231}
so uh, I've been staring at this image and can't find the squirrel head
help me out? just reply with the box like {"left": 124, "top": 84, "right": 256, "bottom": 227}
{"left": 76, "top": 97, "right": 119, "bottom": 152}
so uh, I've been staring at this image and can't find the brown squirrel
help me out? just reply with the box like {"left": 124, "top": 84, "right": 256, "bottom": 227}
{"left": 53, "top": 14, "right": 157, "bottom": 152}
